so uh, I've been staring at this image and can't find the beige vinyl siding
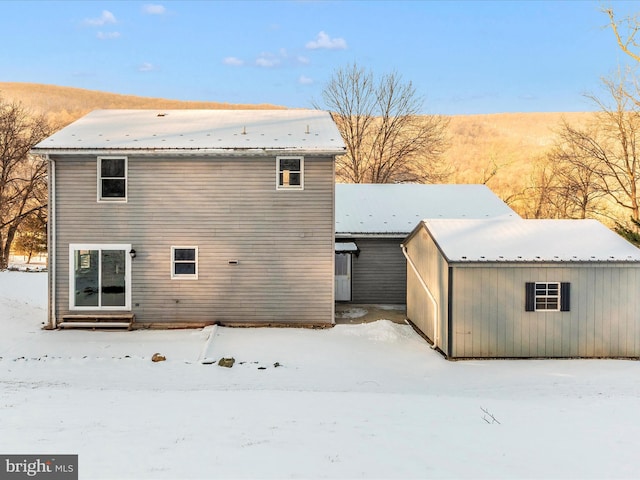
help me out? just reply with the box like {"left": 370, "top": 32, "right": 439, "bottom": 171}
{"left": 450, "top": 264, "right": 640, "bottom": 358}
{"left": 405, "top": 226, "right": 449, "bottom": 353}
{"left": 53, "top": 155, "right": 335, "bottom": 325}
{"left": 351, "top": 237, "right": 406, "bottom": 304}
{"left": 405, "top": 224, "right": 640, "bottom": 359}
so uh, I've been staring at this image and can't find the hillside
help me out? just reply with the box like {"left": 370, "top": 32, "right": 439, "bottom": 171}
{"left": 0, "top": 82, "right": 286, "bottom": 128}
{"left": 1, "top": 82, "right": 595, "bottom": 215}
{"left": 445, "top": 111, "right": 592, "bottom": 203}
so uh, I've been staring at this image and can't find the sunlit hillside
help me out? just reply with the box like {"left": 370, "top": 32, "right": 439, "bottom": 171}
{"left": 444, "top": 112, "right": 593, "bottom": 207}
{"left": 0, "top": 82, "right": 286, "bottom": 128}
{"left": 1, "top": 82, "right": 597, "bottom": 216}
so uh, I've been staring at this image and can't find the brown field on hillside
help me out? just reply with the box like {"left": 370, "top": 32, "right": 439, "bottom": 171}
{"left": 0, "top": 82, "right": 286, "bottom": 128}
{"left": 444, "top": 112, "right": 593, "bottom": 207}
{"left": 1, "top": 82, "right": 597, "bottom": 216}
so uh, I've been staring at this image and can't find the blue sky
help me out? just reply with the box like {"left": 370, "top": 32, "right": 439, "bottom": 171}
{"left": 1, "top": 1, "right": 639, "bottom": 115}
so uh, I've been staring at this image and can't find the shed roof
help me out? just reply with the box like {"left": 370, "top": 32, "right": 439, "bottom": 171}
{"left": 32, "top": 109, "right": 345, "bottom": 155}
{"left": 420, "top": 218, "right": 640, "bottom": 262}
{"left": 335, "top": 183, "right": 518, "bottom": 235}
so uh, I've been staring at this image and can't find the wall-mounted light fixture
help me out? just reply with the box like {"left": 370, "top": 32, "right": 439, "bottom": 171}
{"left": 129, "top": 249, "right": 137, "bottom": 259}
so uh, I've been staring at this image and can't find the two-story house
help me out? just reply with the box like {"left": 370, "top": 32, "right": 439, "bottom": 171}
{"left": 33, "top": 109, "right": 345, "bottom": 329}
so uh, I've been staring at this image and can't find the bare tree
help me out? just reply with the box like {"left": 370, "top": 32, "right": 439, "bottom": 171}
{"left": 552, "top": 74, "right": 640, "bottom": 231}
{"left": 509, "top": 155, "right": 559, "bottom": 219}
{"left": 317, "top": 62, "right": 449, "bottom": 184}
{"left": 605, "top": 8, "right": 640, "bottom": 63}
{"left": 13, "top": 211, "right": 47, "bottom": 264}
{"left": 547, "top": 122, "right": 608, "bottom": 220}
{"left": 0, "top": 99, "right": 51, "bottom": 269}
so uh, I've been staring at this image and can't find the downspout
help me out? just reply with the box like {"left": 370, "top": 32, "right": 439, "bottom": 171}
{"left": 47, "top": 156, "right": 56, "bottom": 329}
{"left": 401, "top": 244, "right": 439, "bottom": 349}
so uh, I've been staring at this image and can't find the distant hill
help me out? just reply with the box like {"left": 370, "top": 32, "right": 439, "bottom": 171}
{"left": 445, "top": 111, "right": 592, "bottom": 201}
{"left": 0, "top": 82, "right": 596, "bottom": 215}
{"left": 0, "top": 82, "right": 286, "bottom": 128}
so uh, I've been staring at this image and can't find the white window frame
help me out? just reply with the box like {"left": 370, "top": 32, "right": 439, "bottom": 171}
{"left": 276, "top": 156, "right": 304, "bottom": 190}
{"left": 171, "top": 246, "right": 199, "bottom": 280}
{"left": 97, "top": 156, "right": 128, "bottom": 202}
{"left": 534, "top": 282, "right": 560, "bottom": 312}
{"left": 68, "top": 243, "right": 132, "bottom": 311}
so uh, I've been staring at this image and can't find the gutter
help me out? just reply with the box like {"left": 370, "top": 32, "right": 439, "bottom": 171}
{"left": 31, "top": 148, "right": 346, "bottom": 157}
{"left": 401, "top": 244, "right": 439, "bottom": 349}
{"left": 47, "top": 155, "right": 56, "bottom": 329}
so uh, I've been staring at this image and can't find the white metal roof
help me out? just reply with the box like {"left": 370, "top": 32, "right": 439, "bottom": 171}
{"left": 421, "top": 218, "right": 640, "bottom": 262}
{"left": 335, "top": 183, "right": 518, "bottom": 235}
{"left": 335, "top": 242, "right": 359, "bottom": 252}
{"left": 33, "top": 109, "right": 345, "bottom": 155}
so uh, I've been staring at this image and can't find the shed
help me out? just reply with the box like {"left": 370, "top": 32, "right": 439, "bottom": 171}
{"left": 403, "top": 217, "right": 640, "bottom": 358}
{"left": 334, "top": 184, "right": 518, "bottom": 304}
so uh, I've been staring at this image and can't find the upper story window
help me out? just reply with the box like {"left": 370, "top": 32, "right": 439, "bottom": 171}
{"left": 277, "top": 156, "right": 304, "bottom": 190}
{"left": 525, "top": 282, "right": 570, "bottom": 312}
{"left": 171, "top": 247, "right": 198, "bottom": 279}
{"left": 98, "top": 156, "right": 127, "bottom": 202}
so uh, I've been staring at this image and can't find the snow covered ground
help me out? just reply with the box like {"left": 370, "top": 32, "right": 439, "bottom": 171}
{"left": 1, "top": 271, "right": 640, "bottom": 479}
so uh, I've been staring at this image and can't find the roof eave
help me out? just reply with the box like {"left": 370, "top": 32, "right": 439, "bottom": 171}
{"left": 335, "top": 232, "right": 408, "bottom": 238}
{"left": 448, "top": 259, "right": 640, "bottom": 264}
{"left": 31, "top": 147, "right": 346, "bottom": 157}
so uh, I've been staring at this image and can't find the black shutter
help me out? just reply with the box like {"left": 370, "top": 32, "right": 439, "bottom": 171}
{"left": 560, "top": 282, "right": 571, "bottom": 312}
{"left": 525, "top": 282, "right": 535, "bottom": 311}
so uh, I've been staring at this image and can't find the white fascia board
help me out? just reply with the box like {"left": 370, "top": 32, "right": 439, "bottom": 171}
{"left": 32, "top": 148, "right": 345, "bottom": 157}
{"left": 335, "top": 233, "right": 407, "bottom": 239}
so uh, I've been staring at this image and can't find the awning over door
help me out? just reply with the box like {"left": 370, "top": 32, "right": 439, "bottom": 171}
{"left": 335, "top": 242, "right": 358, "bottom": 253}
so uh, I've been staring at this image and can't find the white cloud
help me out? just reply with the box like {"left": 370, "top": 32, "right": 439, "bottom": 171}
{"left": 296, "top": 56, "right": 310, "bottom": 65}
{"left": 96, "top": 31, "right": 121, "bottom": 40}
{"left": 298, "top": 75, "right": 313, "bottom": 85}
{"left": 84, "top": 10, "right": 117, "bottom": 26}
{"left": 305, "top": 31, "right": 347, "bottom": 50}
{"left": 143, "top": 4, "right": 166, "bottom": 15}
{"left": 223, "top": 57, "right": 244, "bottom": 67}
{"left": 138, "top": 62, "right": 157, "bottom": 72}
{"left": 255, "top": 53, "right": 280, "bottom": 68}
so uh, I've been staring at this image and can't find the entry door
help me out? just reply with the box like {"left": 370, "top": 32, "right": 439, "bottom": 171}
{"left": 335, "top": 253, "right": 352, "bottom": 301}
{"left": 70, "top": 244, "right": 132, "bottom": 310}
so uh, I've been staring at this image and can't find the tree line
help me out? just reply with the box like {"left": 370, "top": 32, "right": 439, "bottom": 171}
{"left": 2, "top": 6, "right": 640, "bottom": 270}
{"left": 505, "top": 8, "right": 640, "bottom": 244}
{"left": 0, "top": 101, "right": 50, "bottom": 269}
{"left": 320, "top": 8, "right": 640, "bottom": 245}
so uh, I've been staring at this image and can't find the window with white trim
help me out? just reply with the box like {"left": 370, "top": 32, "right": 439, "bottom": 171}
{"left": 69, "top": 244, "right": 131, "bottom": 310}
{"left": 171, "top": 247, "right": 198, "bottom": 279}
{"left": 525, "top": 282, "right": 570, "bottom": 312}
{"left": 535, "top": 282, "right": 560, "bottom": 311}
{"left": 98, "top": 156, "right": 127, "bottom": 201}
{"left": 276, "top": 156, "right": 303, "bottom": 190}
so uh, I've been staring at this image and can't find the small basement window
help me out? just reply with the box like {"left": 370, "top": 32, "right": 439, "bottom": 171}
{"left": 277, "top": 156, "right": 304, "bottom": 190}
{"left": 98, "top": 157, "right": 127, "bottom": 201}
{"left": 525, "top": 282, "right": 570, "bottom": 312}
{"left": 171, "top": 247, "right": 198, "bottom": 279}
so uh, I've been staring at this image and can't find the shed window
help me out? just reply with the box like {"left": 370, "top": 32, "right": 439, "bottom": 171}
{"left": 98, "top": 157, "right": 127, "bottom": 201}
{"left": 277, "top": 156, "right": 303, "bottom": 190}
{"left": 525, "top": 282, "right": 570, "bottom": 312}
{"left": 171, "top": 247, "right": 198, "bottom": 279}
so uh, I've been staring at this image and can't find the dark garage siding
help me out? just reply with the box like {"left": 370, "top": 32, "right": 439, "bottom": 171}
{"left": 351, "top": 237, "right": 406, "bottom": 304}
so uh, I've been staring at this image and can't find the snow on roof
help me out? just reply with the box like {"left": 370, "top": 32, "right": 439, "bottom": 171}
{"left": 335, "top": 242, "right": 359, "bottom": 252}
{"left": 421, "top": 218, "right": 640, "bottom": 262}
{"left": 335, "top": 183, "right": 518, "bottom": 235}
{"left": 33, "top": 109, "right": 345, "bottom": 154}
